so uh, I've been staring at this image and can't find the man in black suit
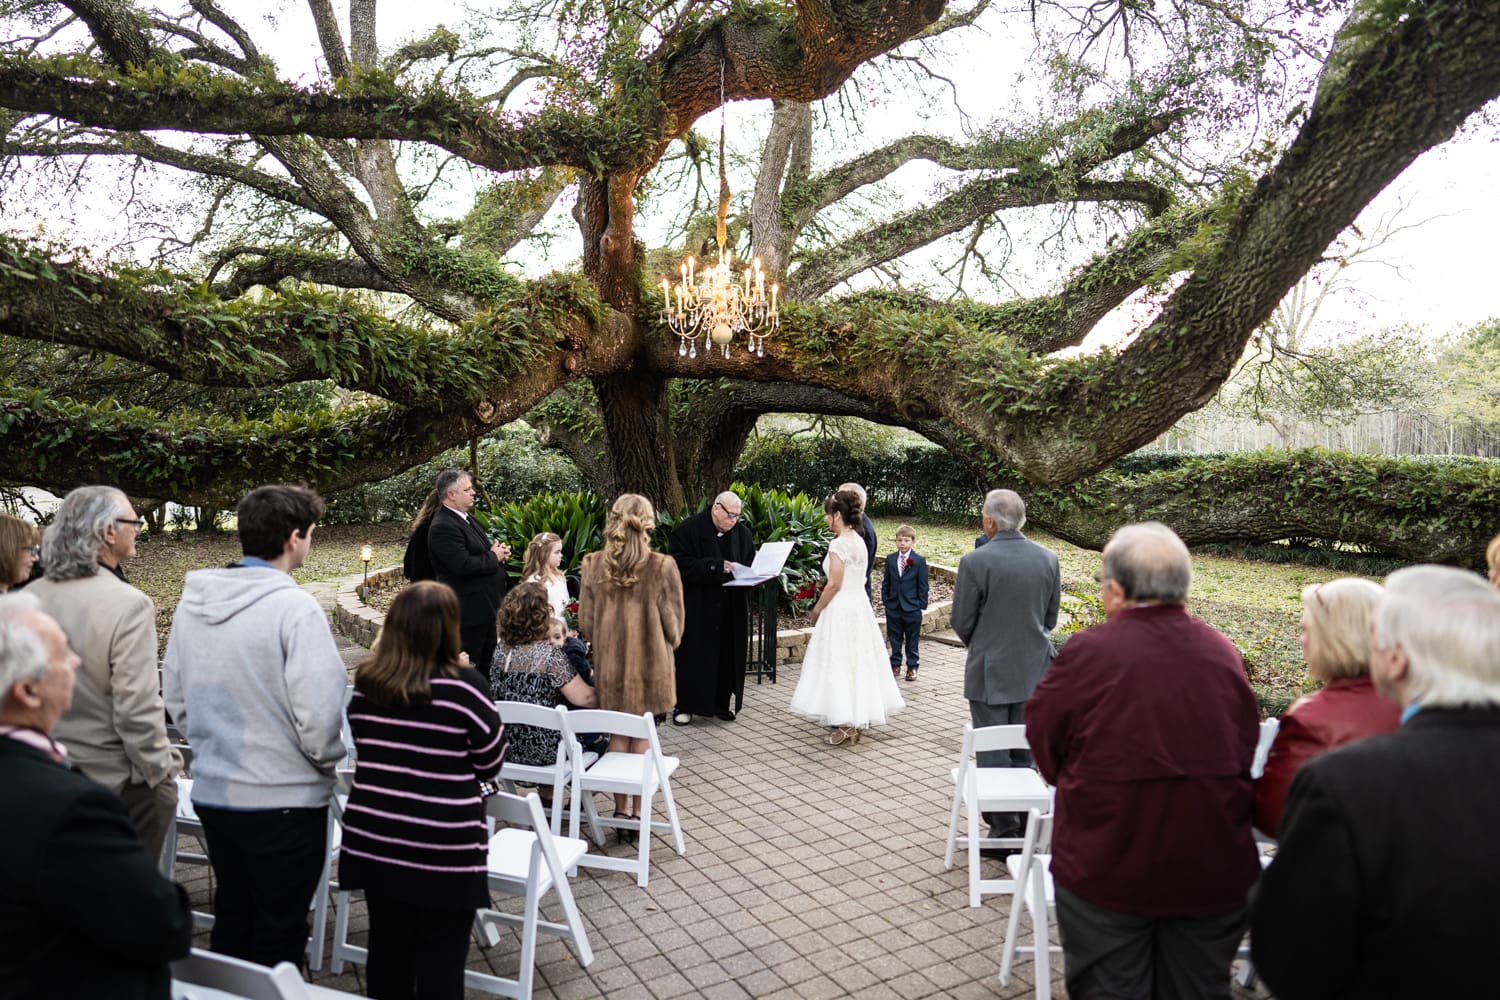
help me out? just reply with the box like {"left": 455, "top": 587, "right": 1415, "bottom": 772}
{"left": 428, "top": 468, "right": 510, "bottom": 673}
{"left": 1251, "top": 565, "right": 1500, "bottom": 998}
{"left": 0, "top": 595, "right": 191, "bottom": 999}
{"left": 951, "top": 488, "right": 1061, "bottom": 840}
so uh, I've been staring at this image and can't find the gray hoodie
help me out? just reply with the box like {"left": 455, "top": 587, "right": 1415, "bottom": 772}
{"left": 162, "top": 565, "right": 348, "bottom": 809}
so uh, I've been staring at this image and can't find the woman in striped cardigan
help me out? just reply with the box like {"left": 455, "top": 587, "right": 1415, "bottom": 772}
{"left": 338, "top": 581, "right": 506, "bottom": 1000}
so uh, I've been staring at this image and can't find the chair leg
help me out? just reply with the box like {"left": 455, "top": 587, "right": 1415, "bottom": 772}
{"left": 305, "top": 845, "right": 333, "bottom": 971}
{"left": 636, "top": 796, "right": 653, "bottom": 888}
{"left": 967, "top": 793, "right": 983, "bottom": 908}
{"left": 1032, "top": 879, "right": 1052, "bottom": 1000}
{"left": 519, "top": 869, "right": 541, "bottom": 999}
{"left": 944, "top": 781, "right": 964, "bottom": 871}
{"left": 999, "top": 869, "right": 1027, "bottom": 985}
{"left": 657, "top": 771, "right": 686, "bottom": 856}
{"left": 158, "top": 817, "right": 178, "bottom": 878}
{"left": 330, "top": 889, "right": 351, "bottom": 974}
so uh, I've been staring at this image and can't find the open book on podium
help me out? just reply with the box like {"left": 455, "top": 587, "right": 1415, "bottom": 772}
{"left": 723, "top": 540, "right": 796, "bottom": 587}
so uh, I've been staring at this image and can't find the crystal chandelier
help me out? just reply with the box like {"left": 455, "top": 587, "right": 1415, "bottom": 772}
{"left": 661, "top": 63, "right": 779, "bottom": 360}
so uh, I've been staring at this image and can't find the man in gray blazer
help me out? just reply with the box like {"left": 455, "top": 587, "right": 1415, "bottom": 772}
{"left": 951, "top": 489, "right": 1061, "bottom": 840}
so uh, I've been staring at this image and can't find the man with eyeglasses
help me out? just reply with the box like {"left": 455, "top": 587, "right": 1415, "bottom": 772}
{"left": 29, "top": 486, "right": 181, "bottom": 860}
{"left": 669, "top": 490, "right": 755, "bottom": 725}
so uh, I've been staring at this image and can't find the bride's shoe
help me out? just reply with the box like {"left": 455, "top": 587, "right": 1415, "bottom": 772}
{"left": 828, "top": 726, "right": 854, "bottom": 746}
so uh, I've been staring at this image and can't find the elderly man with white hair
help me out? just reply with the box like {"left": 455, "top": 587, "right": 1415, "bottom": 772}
{"left": 1252, "top": 565, "right": 1500, "bottom": 998}
{"left": 0, "top": 593, "right": 191, "bottom": 998}
{"left": 668, "top": 489, "right": 755, "bottom": 724}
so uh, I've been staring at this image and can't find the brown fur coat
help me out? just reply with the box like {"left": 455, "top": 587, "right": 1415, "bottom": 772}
{"left": 578, "top": 550, "right": 684, "bottom": 716}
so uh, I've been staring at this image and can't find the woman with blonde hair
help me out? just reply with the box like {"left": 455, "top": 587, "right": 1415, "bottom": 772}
{"left": 522, "top": 531, "right": 569, "bottom": 617}
{"left": 1486, "top": 532, "right": 1500, "bottom": 589}
{"left": 578, "top": 494, "right": 684, "bottom": 820}
{"left": 0, "top": 514, "right": 40, "bottom": 592}
{"left": 1252, "top": 577, "right": 1401, "bottom": 837}
{"left": 340, "top": 580, "right": 506, "bottom": 1000}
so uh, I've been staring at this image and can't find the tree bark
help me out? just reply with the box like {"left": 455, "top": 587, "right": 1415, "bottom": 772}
{"left": 593, "top": 373, "right": 683, "bottom": 510}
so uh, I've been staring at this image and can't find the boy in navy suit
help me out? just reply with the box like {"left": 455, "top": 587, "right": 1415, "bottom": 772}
{"left": 881, "top": 524, "right": 929, "bottom": 681}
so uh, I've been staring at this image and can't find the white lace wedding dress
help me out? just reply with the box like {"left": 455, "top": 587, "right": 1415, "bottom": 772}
{"left": 789, "top": 532, "right": 906, "bottom": 728}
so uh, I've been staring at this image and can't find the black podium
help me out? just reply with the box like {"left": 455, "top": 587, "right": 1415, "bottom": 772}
{"left": 743, "top": 580, "right": 779, "bottom": 685}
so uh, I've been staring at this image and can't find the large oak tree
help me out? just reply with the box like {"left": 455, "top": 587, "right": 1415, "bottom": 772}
{"left": 1, "top": 0, "right": 1497, "bottom": 538}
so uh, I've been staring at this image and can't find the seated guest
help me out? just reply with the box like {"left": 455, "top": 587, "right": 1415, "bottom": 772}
{"left": 1252, "top": 577, "right": 1400, "bottom": 837}
{"left": 490, "top": 582, "right": 596, "bottom": 768}
{"left": 340, "top": 581, "right": 505, "bottom": 1000}
{"left": 0, "top": 514, "right": 40, "bottom": 592}
{"left": 1252, "top": 566, "right": 1500, "bottom": 998}
{"left": 0, "top": 594, "right": 191, "bottom": 999}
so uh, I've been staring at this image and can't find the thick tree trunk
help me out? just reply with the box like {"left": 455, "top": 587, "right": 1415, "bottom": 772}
{"left": 594, "top": 373, "right": 684, "bottom": 510}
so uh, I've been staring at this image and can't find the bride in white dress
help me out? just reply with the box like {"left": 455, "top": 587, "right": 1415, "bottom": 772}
{"left": 789, "top": 489, "right": 905, "bottom": 745}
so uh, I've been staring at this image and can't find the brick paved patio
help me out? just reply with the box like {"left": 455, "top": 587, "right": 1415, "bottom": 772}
{"left": 175, "top": 635, "right": 1265, "bottom": 999}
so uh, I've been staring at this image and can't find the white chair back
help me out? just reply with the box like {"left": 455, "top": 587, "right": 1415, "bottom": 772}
{"left": 1251, "top": 717, "right": 1280, "bottom": 779}
{"left": 557, "top": 710, "right": 687, "bottom": 888}
{"left": 944, "top": 723, "right": 1053, "bottom": 907}
{"left": 493, "top": 701, "right": 593, "bottom": 838}
{"left": 998, "top": 809, "right": 1060, "bottom": 999}
{"left": 171, "top": 948, "right": 309, "bottom": 999}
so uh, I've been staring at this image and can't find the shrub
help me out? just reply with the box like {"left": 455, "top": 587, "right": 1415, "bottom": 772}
{"left": 475, "top": 490, "right": 607, "bottom": 582}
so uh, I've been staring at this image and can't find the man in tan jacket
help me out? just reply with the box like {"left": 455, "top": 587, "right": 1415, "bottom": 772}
{"left": 30, "top": 486, "right": 180, "bottom": 860}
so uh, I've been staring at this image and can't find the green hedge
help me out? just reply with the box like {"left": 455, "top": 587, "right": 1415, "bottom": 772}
{"left": 734, "top": 435, "right": 984, "bottom": 518}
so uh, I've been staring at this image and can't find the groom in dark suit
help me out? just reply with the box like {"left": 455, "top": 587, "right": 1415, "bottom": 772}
{"left": 428, "top": 468, "right": 510, "bottom": 673}
{"left": 951, "top": 489, "right": 1061, "bottom": 840}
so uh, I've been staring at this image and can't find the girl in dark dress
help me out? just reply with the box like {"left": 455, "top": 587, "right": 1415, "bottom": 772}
{"left": 339, "top": 581, "right": 506, "bottom": 1000}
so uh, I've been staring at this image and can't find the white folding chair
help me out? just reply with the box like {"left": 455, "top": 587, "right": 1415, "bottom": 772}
{"left": 998, "top": 808, "right": 1060, "bottom": 999}
{"left": 170, "top": 947, "right": 308, "bottom": 999}
{"left": 161, "top": 776, "right": 216, "bottom": 931}
{"left": 560, "top": 709, "right": 686, "bottom": 888}
{"left": 469, "top": 791, "right": 594, "bottom": 998}
{"left": 493, "top": 701, "right": 599, "bottom": 839}
{"left": 943, "top": 723, "right": 1054, "bottom": 907}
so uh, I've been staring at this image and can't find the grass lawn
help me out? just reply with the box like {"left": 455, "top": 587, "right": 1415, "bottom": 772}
{"left": 129, "top": 522, "right": 411, "bottom": 642}
{"left": 125, "top": 516, "right": 1372, "bottom": 715}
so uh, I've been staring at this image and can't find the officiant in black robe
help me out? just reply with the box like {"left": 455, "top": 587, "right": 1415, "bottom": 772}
{"left": 668, "top": 492, "right": 755, "bottom": 723}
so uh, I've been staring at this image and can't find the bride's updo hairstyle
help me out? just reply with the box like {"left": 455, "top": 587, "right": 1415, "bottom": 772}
{"left": 602, "top": 493, "right": 656, "bottom": 588}
{"left": 825, "top": 489, "right": 865, "bottom": 537}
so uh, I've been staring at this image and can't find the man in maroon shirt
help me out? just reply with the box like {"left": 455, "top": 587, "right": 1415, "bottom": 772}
{"left": 1027, "top": 522, "right": 1260, "bottom": 1000}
